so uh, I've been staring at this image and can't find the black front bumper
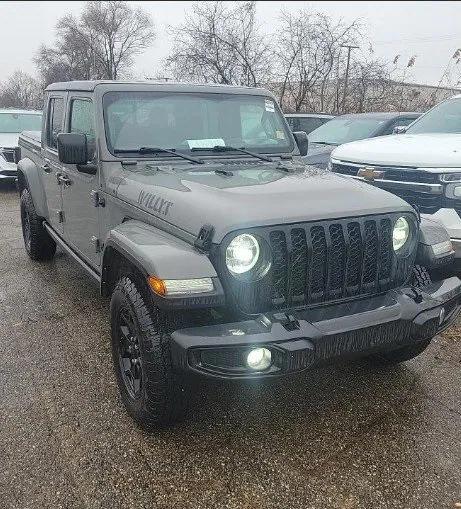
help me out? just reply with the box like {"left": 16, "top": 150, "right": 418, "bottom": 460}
{"left": 171, "top": 277, "right": 461, "bottom": 379}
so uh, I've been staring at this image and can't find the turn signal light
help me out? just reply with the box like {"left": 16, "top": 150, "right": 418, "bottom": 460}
{"left": 148, "top": 276, "right": 214, "bottom": 297}
{"left": 148, "top": 276, "right": 167, "bottom": 296}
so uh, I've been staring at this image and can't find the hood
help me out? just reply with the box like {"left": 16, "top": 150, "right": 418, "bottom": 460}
{"left": 0, "top": 132, "right": 19, "bottom": 149}
{"left": 332, "top": 133, "right": 461, "bottom": 168}
{"left": 302, "top": 143, "right": 335, "bottom": 168}
{"left": 115, "top": 160, "right": 414, "bottom": 242}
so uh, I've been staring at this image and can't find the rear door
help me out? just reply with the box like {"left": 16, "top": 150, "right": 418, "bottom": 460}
{"left": 61, "top": 95, "right": 101, "bottom": 268}
{"left": 41, "top": 94, "right": 66, "bottom": 233}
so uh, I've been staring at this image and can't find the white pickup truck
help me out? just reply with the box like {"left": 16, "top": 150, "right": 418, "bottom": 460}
{"left": 330, "top": 94, "right": 461, "bottom": 259}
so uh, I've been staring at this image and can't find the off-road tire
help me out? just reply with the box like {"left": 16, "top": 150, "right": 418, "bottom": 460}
{"left": 411, "top": 264, "right": 432, "bottom": 288}
{"left": 369, "top": 337, "right": 432, "bottom": 366}
{"left": 20, "top": 188, "right": 56, "bottom": 261}
{"left": 110, "top": 275, "right": 189, "bottom": 428}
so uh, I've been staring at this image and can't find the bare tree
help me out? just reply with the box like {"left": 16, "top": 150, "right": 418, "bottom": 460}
{"left": 35, "top": 13, "right": 100, "bottom": 85}
{"left": 275, "top": 10, "right": 361, "bottom": 113}
{"left": 166, "top": 1, "right": 272, "bottom": 87}
{"left": 0, "top": 71, "right": 42, "bottom": 109}
{"left": 35, "top": 1, "right": 155, "bottom": 85}
{"left": 82, "top": 1, "right": 155, "bottom": 80}
{"left": 345, "top": 58, "right": 394, "bottom": 112}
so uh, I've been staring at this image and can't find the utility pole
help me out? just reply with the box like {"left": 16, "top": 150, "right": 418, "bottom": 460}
{"left": 340, "top": 44, "right": 359, "bottom": 113}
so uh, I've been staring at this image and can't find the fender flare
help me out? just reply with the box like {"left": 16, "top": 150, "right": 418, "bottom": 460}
{"left": 417, "top": 216, "right": 455, "bottom": 267}
{"left": 17, "top": 158, "right": 48, "bottom": 218}
{"left": 100, "top": 220, "right": 220, "bottom": 298}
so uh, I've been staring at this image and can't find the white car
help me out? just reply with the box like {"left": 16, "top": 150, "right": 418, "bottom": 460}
{"left": 0, "top": 109, "right": 42, "bottom": 182}
{"left": 330, "top": 94, "right": 461, "bottom": 258}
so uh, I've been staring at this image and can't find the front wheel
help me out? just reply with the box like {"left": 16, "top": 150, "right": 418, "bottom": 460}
{"left": 110, "top": 275, "right": 189, "bottom": 428}
{"left": 20, "top": 188, "right": 56, "bottom": 261}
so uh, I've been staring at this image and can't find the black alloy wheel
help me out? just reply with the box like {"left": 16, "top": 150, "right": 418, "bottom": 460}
{"left": 116, "top": 307, "right": 143, "bottom": 399}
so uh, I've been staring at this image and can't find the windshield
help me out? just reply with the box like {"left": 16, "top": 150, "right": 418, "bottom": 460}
{"left": 406, "top": 98, "right": 461, "bottom": 134}
{"left": 0, "top": 113, "right": 42, "bottom": 133}
{"left": 308, "top": 117, "right": 385, "bottom": 145}
{"left": 103, "top": 92, "right": 293, "bottom": 156}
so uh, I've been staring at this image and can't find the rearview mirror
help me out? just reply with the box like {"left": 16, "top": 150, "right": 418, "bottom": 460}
{"left": 57, "top": 133, "right": 88, "bottom": 165}
{"left": 293, "top": 131, "right": 309, "bottom": 156}
{"left": 393, "top": 125, "right": 407, "bottom": 135}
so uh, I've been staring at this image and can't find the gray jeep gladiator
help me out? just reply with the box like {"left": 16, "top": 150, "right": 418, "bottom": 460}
{"left": 17, "top": 81, "right": 461, "bottom": 428}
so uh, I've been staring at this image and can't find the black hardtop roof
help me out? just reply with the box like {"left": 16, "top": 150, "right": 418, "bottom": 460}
{"left": 45, "top": 80, "right": 271, "bottom": 96}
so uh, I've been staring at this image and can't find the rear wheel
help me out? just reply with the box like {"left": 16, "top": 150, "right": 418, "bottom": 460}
{"left": 20, "top": 188, "right": 56, "bottom": 261}
{"left": 110, "top": 275, "right": 189, "bottom": 428}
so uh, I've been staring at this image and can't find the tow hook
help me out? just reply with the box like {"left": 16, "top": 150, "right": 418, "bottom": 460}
{"left": 409, "top": 287, "right": 424, "bottom": 303}
{"left": 273, "top": 313, "right": 300, "bottom": 331}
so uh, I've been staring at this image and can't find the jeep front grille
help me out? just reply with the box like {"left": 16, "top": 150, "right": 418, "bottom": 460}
{"left": 214, "top": 213, "right": 416, "bottom": 314}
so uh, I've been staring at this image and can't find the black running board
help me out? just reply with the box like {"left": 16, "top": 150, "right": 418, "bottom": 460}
{"left": 43, "top": 222, "right": 101, "bottom": 284}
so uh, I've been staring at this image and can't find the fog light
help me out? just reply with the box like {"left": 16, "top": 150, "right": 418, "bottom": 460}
{"left": 246, "top": 348, "right": 272, "bottom": 371}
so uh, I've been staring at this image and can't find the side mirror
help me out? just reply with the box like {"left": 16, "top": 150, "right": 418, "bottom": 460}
{"left": 393, "top": 125, "right": 407, "bottom": 135}
{"left": 57, "top": 133, "right": 88, "bottom": 165}
{"left": 293, "top": 131, "right": 309, "bottom": 156}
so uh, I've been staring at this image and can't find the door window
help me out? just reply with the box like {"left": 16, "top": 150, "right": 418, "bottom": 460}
{"left": 69, "top": 99, "right": 96, "bottom": 160}
{"left": 46, "top": 98, "right": 64, "bottom": 149}
{"left": 285, "top": 117, "right": 298, "bottom": 131}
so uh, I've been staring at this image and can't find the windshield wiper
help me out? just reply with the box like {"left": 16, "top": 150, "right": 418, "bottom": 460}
{"left": 311, "top": 141, "right": 338, "bottom": 146}
{"left": 114, "top": 147, "right": 204, "bottom": 165}
{"left": 191, "top": 145, "right": 273, "bottom": 163}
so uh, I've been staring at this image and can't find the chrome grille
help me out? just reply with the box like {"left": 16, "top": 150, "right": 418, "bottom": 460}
{"left": 332, "top": 162, "right": 439, "bottom": 183}
{"left": 332, "top": 162, "right": 442, "bottom": 214}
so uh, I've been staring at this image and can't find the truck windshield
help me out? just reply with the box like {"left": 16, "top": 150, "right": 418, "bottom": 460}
{"left": 406, "top": 98, "right": 461, "bottom": 134}
{"left": 308, "top": 117, "right": 385, "bottom": 145}
{"left": 0, "top": 113, "right": 42, "bottom": 133}
{"left": 103, "top": 92, "right": 293, "bottom": 156}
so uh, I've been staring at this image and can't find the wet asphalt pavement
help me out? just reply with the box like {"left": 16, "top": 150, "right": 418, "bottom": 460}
{"left": 0, "top": 183, "right": 460, "bottom": 509}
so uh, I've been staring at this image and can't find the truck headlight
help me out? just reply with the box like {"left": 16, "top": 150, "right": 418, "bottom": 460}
{"left": 226, "top": 234, "right": 260, "bottom": 275}
{"left": 393, "top": 217, "right": 410, "bottom": 252}
{"left": 439, "top": 173, "right": 461, "bottom": 183}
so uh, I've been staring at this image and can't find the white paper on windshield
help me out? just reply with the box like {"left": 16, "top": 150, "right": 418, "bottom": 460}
{"left": 265, "top": 99, "right": 275, "bottom": 112}
{"left": 187, "top": 138, "right": 225, "bottom": 149}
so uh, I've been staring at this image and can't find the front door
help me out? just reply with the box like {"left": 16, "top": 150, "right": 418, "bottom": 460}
{"left": 61, "top": 96, "right": 101, "bottom": 268}
{"left": 42, "top": 95, "right": 66, "bottom": 233}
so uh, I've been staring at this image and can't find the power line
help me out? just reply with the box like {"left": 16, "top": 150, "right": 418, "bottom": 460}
{"left": 373, "top": 34, "right": 460, "bottom": 45}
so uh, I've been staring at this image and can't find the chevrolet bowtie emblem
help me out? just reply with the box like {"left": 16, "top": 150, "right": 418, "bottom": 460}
{"left": 357, "top": 166, "right": 385, "bottom": 181}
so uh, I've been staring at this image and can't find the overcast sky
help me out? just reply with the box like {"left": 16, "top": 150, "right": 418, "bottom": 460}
{"left": 1, "top": 1, "right": 460, "bottom": 87}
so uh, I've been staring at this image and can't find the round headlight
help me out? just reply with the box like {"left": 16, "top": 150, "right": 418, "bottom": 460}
{"left": 393, "top": 216, "right": 410, "bottom": 251}
{"left": 226, "top": 234, "right": 260, "bottom": 275}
